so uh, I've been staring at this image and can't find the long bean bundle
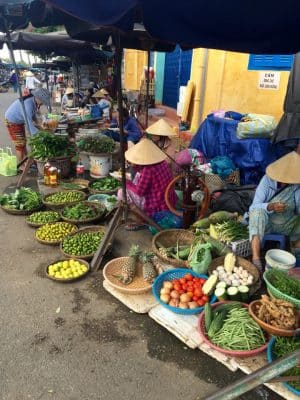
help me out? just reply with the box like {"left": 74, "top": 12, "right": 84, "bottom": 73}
{"left": 211, "top": 307, "right": 266, "bottom": 351}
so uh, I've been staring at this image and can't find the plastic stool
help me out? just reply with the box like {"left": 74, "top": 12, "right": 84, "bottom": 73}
{"left": 261, "top": 234, "right": 286, "bottom": 250}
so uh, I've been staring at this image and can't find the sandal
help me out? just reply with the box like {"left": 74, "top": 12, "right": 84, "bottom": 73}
{"left": 124, "top": 223, "right": 148, "bottom": 231}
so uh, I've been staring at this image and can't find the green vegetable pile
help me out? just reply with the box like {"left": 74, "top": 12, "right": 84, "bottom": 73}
{"left": 62, "top": 202, "right": 101, "bottom": 220}
{"left": 62, "top": 231, "right": 104, "bottom": 256}
{"left": 76, "top": 136, "right": 115, "bottom": 154}
{"left": 45, "top": 191, "right": 85, "bottom": 204}
{"left": 60, "top": 182, "right": 86, "bottom": 190}
{"left": 90, "top": 177, "right": 120, "bottom": 192}
{"left": 36, "top": 222, "right": 77, "bottom": 242}
{"left": 29, "top": 131, "right": 75, "bottom": 161}
{"left": 273, "top": 336, "right": 300, "bottom": 391}
{"left": 214, "top": 220, "right": 248, "bottom": 244}
{"left": 27, "top": 211, "right": 60, "bottom": 224}
{"left": 266, "top": 269, "right": 300, "bottom": 299}
{"left": 205, "top": 302, "right": 265, "bottom": 351}
{"left": 0, "top": 187, "right": 41, "bottom": 210}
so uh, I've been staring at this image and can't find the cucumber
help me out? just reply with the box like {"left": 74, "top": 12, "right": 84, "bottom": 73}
{"left": 213, "top": 302, "right": 242, "bottom": 315}
{"left": 238, "top": 285, "right": 249, "bottom": 302}
{"left": 201, "top": 233, "right": 231, "bottom": 257}
{"left": 208, "top": 211, "right": 238, "bottom": 224}
{"left": 227, "top": 286, "right": 240, "bottom": 301}
{"left": 216, "top": 281, "right": 227, "bottom": 289}
{"left": 214, "top": 287, "right": 228, "bottom": 301}
{"left": 208, "top": 310, "right": 227, "bottom": 338}
{"left": 204, "top": 302, "right": 213, "bottom": 333}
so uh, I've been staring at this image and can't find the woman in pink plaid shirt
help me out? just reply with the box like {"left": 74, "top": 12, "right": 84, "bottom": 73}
{"left": 118, "top": 139, "right": 177, "bottom": 226}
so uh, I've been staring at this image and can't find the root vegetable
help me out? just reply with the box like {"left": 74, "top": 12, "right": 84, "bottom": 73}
{"left": 160, "top": 294, "right": 171, "bottom": 303}
{"left": 179, "top": 302, "right": 189, "bottom": 309}
{"left": 170, "top": 290, "right": 180, "bottom": 299}
{"left": 160, "top": 287, "right": 171, "bottom": 295}
{"left": 188, "top": 301, "right": 199, "bottom": 309}
{"left": 163, "top": 281, "right": 173, "bottom": 290}
{"left": 169, "top": 299, "right": 179, "bottom": 307}
{"left": 180, "top": 293, "right": 192, "bottom": 303}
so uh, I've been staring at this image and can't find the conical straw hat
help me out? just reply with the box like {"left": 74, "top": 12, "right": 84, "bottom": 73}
{"left": 65, "top": 87, "right": 74, "bottom": 95}
{"left": 125, "top": 138, "right": 167, "bottom": 165}
{"left": 266, "top": 151, "right": 300, "bottom": 184}
{"left": 99, "top": 88, "right": 109, "bottom": 95}
{"left": 146, "top": 118, "right": 177, "bottom": 136}
{"left": 93, "top": 89, "right": 106, "bottom": 98}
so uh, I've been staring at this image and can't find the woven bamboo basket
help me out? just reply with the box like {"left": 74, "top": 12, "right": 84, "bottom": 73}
{"left": 208, "top": 256, "right": 260, "bottom": 295}
{"left": 42, "top": 191, "right": 86, "bottom": 210}
{"left": 60, "top": 225, "right": 106, "bottom": 260}
{"left": 45, "top": 258, "right": 90, "bottom": 283}
{"left": 152, "top": 229, "right": 195, "bottom": 268}
{"left": 1, "top": 204, "right": 42, "bottom": 216}
{"left": 35, "top": 222, "right": 78, "bottom": 245}
{"left": 60, "top": 201, "right": 105, "bottom": 225}
{"left": 103, "top": 257, "right": 155, "bottom": 295}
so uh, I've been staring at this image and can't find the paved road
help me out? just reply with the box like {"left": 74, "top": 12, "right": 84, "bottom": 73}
{"left": 0, "top": 91, "right": 281, "bottom": 400}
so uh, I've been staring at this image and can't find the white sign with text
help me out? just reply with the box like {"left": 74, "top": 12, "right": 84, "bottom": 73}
{"left": 258, "top": 71, "right": 280, "bottom": 90}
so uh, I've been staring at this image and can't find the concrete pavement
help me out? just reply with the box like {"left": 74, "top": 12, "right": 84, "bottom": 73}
{"left": 0, "top": 90, "right": 280, "bottom": 400}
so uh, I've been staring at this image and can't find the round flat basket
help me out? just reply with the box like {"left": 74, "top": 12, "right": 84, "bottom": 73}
{"left": 263, "top": 271, "right": 300, "bottom": 309}
{"left": 103, "top": 257, "right": 155, "bottom": 295}
{"left": 60, "top": 201, "right": 105, "bottom": 225}
{"left": 45, "top": 258, "right": 90, "bottom": 283}
{"left": 88, "top": 179, "right": 120, "bottom": 195}
{"left": 35, "top": 222, "right": 78, "bottom": 245}
{"left": 152, "top": 229, "right": 195, "bottom": 268}
{"left": 152, "top": 269, "right": 217, "bottom": 315}
{"left": 249, "top": 300, "right": 299, "bottom": 337}
{"left": 60, "top": 225, "right": 106, "bottom": 260}
{"left": 198, "top": 301, "right": 269, "bottom": 357}
{"left": 60, "top": 179, "right": 90, "bottom": 192}
{"left": 42, "top": 191, "right": 86, "bottom": 210}
{"left": 25, "top": 211, "right": 61, "bottom": 228}
{"left": 1, "top": 204, "right": 42, "bottom": 216}
{"left": 267, "top": 337, "right": 300, "bottom": 396}
{"left": 208, "top": 256, "right": 260, "bottom": 296}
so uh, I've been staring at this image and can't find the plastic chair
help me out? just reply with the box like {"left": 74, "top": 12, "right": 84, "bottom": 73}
{"left": 261, "top": 234, "right": 286, "bottom": 250}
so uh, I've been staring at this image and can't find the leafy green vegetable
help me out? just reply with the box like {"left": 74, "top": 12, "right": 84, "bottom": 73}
{"left": 0, "top": 187, "right": 41, "bottom": 210}
{"left": 62, "top": 202, "right": 100, "bottom": 220}
{"left": 76, "top": 136, "right": 115, "bottom": 154}
{"left": 29, "top": 131, "right": 75, "bottom": 161}
{"left": 91, "top": 177, "right": 120, "bottom": 191}
{"left": 273, "top": 336, "right": 300, "bottom": 390}
{"left": 266, "top": 269, "right": 300, "bottom": 299}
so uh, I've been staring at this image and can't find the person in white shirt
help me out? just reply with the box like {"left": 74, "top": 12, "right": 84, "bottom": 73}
{"left": 25, "top": 71, "right": 41, "bottom": 93}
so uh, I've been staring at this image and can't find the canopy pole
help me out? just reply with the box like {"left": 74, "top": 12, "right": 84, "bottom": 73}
{"left": 4, "top": 22, "right": 32, "bottom": 139}
{"left": 145, "top": 49, "right": 150, "bottom": 127}
{"left": 115, "top": 33, "right": 128, "bottom": 212}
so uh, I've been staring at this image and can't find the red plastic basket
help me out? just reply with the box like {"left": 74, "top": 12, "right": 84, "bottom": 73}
{"left": 197, "top": 301, "right": 269, "bottom": 357}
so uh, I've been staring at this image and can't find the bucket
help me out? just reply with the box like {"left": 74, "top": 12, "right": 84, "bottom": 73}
{"left": 89, "top": 154, "right": 111, "bottom": 178}
{"left": 265, "top": 249, "right": 296, "bottom": 271}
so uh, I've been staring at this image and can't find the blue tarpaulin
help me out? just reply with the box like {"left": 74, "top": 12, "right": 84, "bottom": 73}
{"left": 189, "top": 112, "right": 280, "bottom": 185}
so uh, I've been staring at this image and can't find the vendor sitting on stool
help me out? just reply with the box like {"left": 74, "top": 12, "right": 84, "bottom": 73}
{"left": 92, "top": 88, "right": 111, "bottom": 119}
{"left": 61, "top": 87, "right": 75, "bottom": 111}
{"left": 117, "top": 138, "right": 177, "bottom": 230}
{"left": 104, "top": 108, "right": 142, "bottom": 148}
{"left": 249, "top": 150, "right": 300, "bottom": 272}
{"left": 145, "top": 118, "right": 177, "bottom": 161}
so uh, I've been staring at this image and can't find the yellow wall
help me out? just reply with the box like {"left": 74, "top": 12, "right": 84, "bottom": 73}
{"left": 190, "top": 49, "right": 290, "bottom": 132}
{"left": 124, "top": 49, "right": 147, "bottom": 90}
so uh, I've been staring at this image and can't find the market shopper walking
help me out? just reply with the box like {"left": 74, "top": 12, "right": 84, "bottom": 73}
{"left": 9, "top": 69, "right": 18, "bottom": 93}
{"left": 25, "top": 71, "right": 41, "bottom": 94}
{"left": 4, "top": 88, "right": 51, "bottom": 166}
{"left": 249, "top": 150, "right": 300, "bottom": 272}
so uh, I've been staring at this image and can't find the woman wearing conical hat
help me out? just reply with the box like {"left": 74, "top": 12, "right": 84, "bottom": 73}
{"left": 117, "top": 138, "right": 177, "bottom": 229}
{"left": 249, "top": 150, "right": 300, "bottom": 271}
{"left": 145, "top": 118, "right": 177, "bottom": 161}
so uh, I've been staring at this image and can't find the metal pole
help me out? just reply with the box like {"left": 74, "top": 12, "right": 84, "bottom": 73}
{"left": 145, "top": 49, "right": 150, "bottom": 127}
{"left": 115, "top": 33, "right": 127, "bottom": 209}
{"left": 205, "top": 349, "right": 300, "bottom": 400}
{"left": 4, "top": 22, "right": 32, "bottom": 138}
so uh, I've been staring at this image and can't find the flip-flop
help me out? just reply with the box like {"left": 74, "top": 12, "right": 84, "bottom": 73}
{"left": 124, "top": 223, "right": 148, "bottom": 231}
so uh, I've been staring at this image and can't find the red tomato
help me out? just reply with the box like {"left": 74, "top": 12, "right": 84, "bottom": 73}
{"left": 192, "top": 295, "right": 199, "bottom": 302}
{"left": 197, "top": 299, "right": 205, "bottom": 307}
{"left": 172, "top": 279, "right": 179, "bottom": 285}
{"left": 179, "top": 278, "right": 186, "bottom": 285}
{"left": 187, "top": 283, "right": 194, "bottom": 290}
{"left": 202, "top": 295, "right": 209, "bottom": 303}
{"left": 194, "top": 288, "right": 203, "bottom": 297}
{"left": 182, "top": 283, "right": 188, "bottom": 291}
{"left": 179, "top": 289, "right": 185, "bottom": 295}
{"left": 187, "top": 291, "right": 194, "bottom": 298}
{"left": 173, "top": 284, "right": 182, "bottom": 292}
{"left": 184, "top": 273, "right": 193, "bottom": 281}
{"left": 199, "top": 278, "right": 206, "bottom": 285}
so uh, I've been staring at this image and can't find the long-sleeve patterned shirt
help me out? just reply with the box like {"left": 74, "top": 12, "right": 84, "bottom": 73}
{"left": 126, "top": 160, "right": 177, "bottom": 216}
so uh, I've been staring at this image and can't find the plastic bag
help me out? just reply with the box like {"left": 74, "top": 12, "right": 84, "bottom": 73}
{"left": 188, "top": 242, "right": 212, "bottom": 274}
{"left": 0, "top": 147, "right": 17, "bottom": 176}
{"left": 149, "top": 211, "right": 183, "bottom": 235}
{"left": 237, "top": 113, "right": 277, "bottom": 139}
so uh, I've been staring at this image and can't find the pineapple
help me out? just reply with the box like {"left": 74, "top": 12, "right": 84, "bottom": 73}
{"left": 141, "top": 252, "right": 157, "bottom": 283}
{"left": 121, "top": 245, "right": 141, "bottom": 285}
